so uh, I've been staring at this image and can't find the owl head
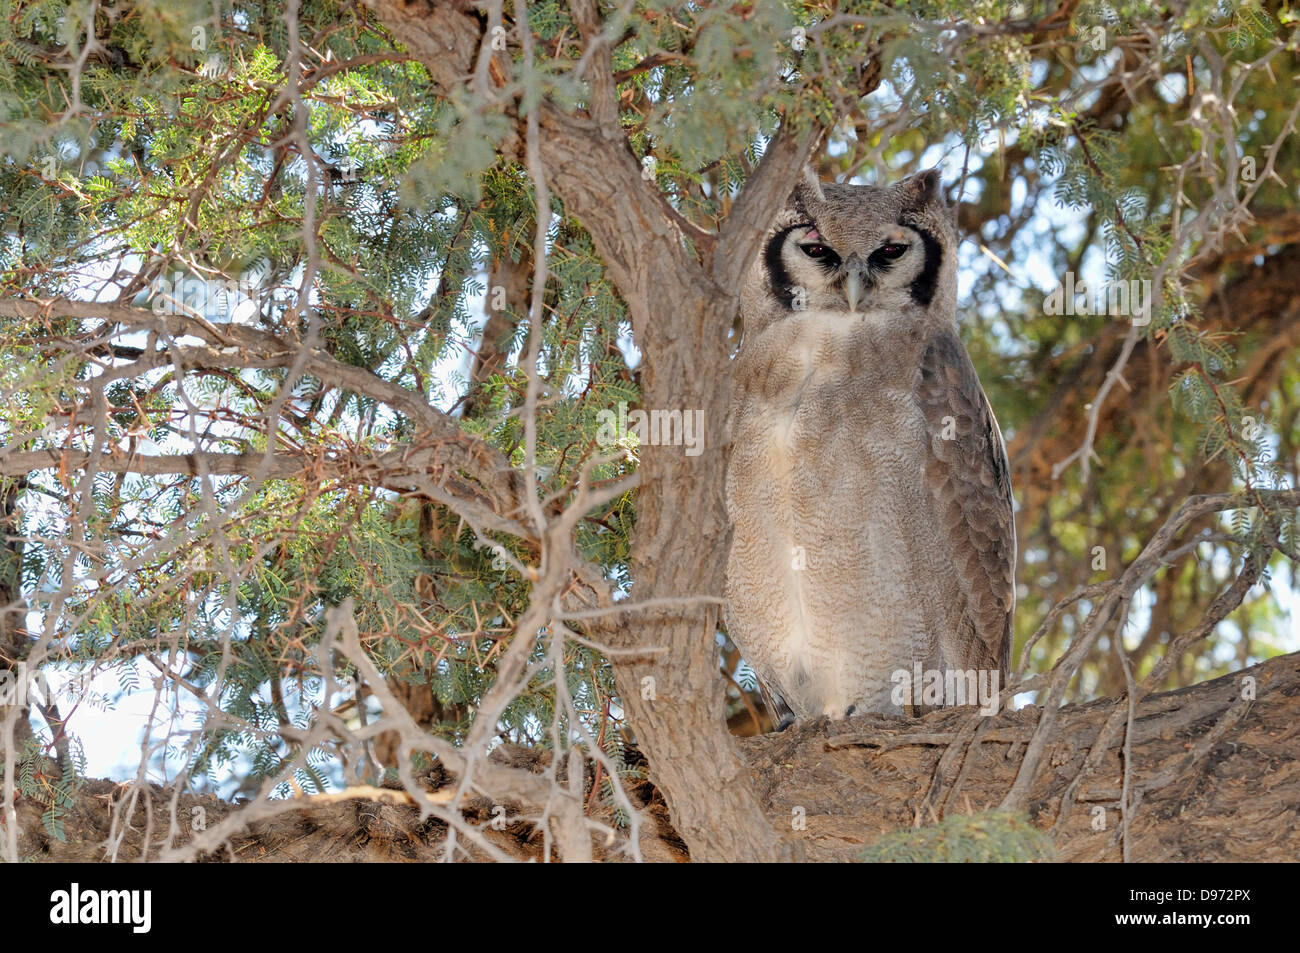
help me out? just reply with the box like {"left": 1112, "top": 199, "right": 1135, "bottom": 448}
{"left": 742, "top": 169, "right": 957, "bottom": 335}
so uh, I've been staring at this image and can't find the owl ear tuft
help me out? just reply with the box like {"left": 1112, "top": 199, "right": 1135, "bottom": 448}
{"left": 902, "top": 169, "right": 944, "bottom": 208}
{"left": 792, "top": 165, "right": 825, "bottom": 210}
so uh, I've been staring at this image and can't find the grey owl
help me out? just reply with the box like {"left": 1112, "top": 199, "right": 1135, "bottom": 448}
{"left": 724, "top": 169, "right": 1015, "bottom": 727}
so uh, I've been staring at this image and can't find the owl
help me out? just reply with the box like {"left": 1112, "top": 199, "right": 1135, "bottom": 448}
{"left": 724, "top": 169, "right": 1015, "bottom": 727}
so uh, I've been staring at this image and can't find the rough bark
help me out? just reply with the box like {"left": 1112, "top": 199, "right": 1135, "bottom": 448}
{"left": 1, "top": 479, "right": 33, "bottom": 865}
{"left": 14, "top": 652, "right": 1298, "bottom": 862}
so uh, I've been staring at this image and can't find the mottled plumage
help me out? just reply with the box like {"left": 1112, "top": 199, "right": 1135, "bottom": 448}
{"left": 725, "top": 169, "right": 1015, "bottom": 726}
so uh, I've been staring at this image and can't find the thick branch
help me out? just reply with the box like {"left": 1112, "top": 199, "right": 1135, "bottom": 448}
{"left": 713, "top": 125, "right": 824, "bottom": 293}
{"left": 365, "top": 0, "right": 705, "bottom": 310}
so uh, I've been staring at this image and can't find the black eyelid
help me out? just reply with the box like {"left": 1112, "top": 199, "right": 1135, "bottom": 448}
{"left": 873, "top": 242, "right": 910, "bottom": 261}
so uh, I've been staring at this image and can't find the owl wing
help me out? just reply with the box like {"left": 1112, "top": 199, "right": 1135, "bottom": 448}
{"left": 913, "top": 329, "right": 1016, "bottom": 677}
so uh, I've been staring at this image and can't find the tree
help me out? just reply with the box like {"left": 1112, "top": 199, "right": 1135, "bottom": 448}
{"left": 0, "top": 0, "right": 1296, "bottom": 863}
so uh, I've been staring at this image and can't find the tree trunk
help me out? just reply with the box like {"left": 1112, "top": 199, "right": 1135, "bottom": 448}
{"left": 599, "top": 285, "right": 794, "bottom": 862}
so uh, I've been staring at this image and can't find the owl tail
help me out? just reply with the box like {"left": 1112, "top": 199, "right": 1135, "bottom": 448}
{"left": 758, "top": 677, "right": 797, "bottom": 732}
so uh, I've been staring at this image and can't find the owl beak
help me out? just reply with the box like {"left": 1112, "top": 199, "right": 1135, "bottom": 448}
{"left": 844, "top": 256, "right": 868, "bottom": 314}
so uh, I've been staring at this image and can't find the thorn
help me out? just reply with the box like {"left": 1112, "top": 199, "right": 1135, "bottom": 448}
{"left": 978, "top": 243, "right": 1014, "bottom": 277}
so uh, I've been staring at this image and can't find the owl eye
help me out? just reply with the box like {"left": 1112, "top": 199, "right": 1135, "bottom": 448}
{"left": 874, "top": 242, "right": 910, "bottom": 262}
{"left": 800, "top": 243, "right": 832, "bottom": 259}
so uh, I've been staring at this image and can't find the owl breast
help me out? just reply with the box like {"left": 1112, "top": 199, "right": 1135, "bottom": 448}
{"left": 727, "top": 308, "right": 948, "bottom": 719}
